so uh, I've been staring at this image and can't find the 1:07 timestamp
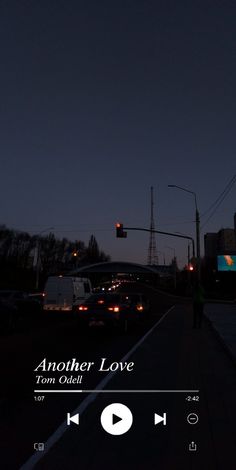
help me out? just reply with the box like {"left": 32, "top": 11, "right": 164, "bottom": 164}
{"left": 34, "top": 396, "right": 45, "bottom": 402}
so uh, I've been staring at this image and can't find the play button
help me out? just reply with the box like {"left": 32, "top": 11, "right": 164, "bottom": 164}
{"left": 112, "top": 413, "right": 122, "bottom": 426}
{"left": 100, "top": 403, "right": 133, "bottom": 435}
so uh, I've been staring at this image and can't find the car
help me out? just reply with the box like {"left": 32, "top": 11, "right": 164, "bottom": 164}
{"left": 75, "top": 292, "right": 150, "bottom": 332}
{"left": 0, "top": 290, "right": 28, "bottom": 309}
{"left": 0, "top": 290, "right": 43, "bottom": 316}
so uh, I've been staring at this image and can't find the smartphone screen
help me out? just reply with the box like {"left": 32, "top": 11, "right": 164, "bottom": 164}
{"left": 0, "top": 2, "right": 236, "bottom": 469}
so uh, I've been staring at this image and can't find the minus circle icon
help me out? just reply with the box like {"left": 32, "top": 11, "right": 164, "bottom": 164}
{"left": 187, "top": 413, "right": 199, "bottom": 425}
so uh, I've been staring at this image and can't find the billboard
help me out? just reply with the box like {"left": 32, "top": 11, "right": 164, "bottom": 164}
{"left": 217, "top": 255, "right": 236, "bottom": 271}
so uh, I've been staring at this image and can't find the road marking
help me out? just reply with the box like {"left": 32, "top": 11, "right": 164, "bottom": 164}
{"left": 20, "top": 305, "right": 175, "bottom": 470}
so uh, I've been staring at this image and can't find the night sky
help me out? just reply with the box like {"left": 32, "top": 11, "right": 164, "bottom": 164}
{"left": 1, "top": 0, "right": 236, "bottom": 267}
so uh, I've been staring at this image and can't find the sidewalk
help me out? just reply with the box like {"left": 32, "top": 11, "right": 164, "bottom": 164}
{"left": 22, "top": 303, "right": 236, "bottom": 470}
{"left": 205, "top": 302, "right": 236, "bottom": 364}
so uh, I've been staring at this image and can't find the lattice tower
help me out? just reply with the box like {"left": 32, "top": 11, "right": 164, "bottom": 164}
{"left": 147, "top": 186, "right": 158, "bottom": 265}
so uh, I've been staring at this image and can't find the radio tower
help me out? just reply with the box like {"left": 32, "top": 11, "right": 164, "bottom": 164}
{"left": 147, "top": 186, "right": 158, "bottom": 265}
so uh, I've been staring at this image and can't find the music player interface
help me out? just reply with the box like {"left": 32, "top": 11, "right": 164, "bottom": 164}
{"left": 1, "top": 2, "right": 236, "bottom": 469}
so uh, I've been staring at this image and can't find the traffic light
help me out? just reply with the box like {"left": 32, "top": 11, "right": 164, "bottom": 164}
{"left": 116, "top": 223, "right": 127, "bottom": 238}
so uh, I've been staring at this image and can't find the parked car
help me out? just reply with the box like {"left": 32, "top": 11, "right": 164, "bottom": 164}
{"left": 0, "top": 290, "right": 27, "bottom": 309}
{"left": 0, "top": 290, "right": 43, "bottom": 316}
{"left": 76, "top": 292, "right": 150, "bottom": 331}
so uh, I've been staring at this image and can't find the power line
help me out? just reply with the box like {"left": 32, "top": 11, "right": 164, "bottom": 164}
{"left": 201, "top": 174, "right": 236, "bottom": 219}
{"left": 200, "top": 174, "right": 236, "bottom": 231}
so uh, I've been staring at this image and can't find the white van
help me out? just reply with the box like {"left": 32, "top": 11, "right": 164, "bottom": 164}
{"left": 43, "top": 276, "right": 92, "bottom": 311}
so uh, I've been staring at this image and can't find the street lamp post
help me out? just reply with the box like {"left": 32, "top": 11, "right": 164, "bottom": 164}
{"left": 168, "top": 185, "right": 201, "bottom": 282}
{"left": 72, "top": 251, "right": 79, "bottom": 270}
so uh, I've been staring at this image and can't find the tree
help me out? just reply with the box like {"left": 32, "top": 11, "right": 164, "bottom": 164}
{"left": 85, "top": 235, "right": 110, "bottom": 264}
{"left": 86, "top": 235, "right": 100, "bottom": 262}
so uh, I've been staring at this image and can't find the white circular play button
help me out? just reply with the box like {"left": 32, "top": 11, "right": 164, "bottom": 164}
{"left": 100, "top": 403, "right": 133, "bottom": 435}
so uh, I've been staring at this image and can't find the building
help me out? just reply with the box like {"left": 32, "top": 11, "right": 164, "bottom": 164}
{"left": 204, "top": 233, "right": 218, "bottom": 258}
{"left": 217, "top": 228, "right": 236, "bottom": 254}
{"left": 204, "top": 213, "right": 236, "bottom": 262}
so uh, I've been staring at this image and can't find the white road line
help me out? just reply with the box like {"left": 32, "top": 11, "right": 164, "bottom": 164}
{"left": 20, "top": 305, "right": 175, "bottom": 470}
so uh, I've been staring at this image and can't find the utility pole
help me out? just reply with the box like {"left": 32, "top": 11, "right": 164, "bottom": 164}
{"left": 196, "top": 206, "right": 201, "bottom": 282}
{"left": 168, "top": 185, "right": 200, "bottom": 282}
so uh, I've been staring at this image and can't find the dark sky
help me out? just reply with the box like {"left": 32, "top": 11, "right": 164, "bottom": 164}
{"left": 1, "top": 0, "right": 236, "bottom": 266}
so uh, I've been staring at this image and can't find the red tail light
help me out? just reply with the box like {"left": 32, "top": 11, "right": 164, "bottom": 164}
{"left": 108, "top": 306, "right": 120, "bottom": 312}
{"left": 78, "top": 306, "right": 88, "bottom": 311}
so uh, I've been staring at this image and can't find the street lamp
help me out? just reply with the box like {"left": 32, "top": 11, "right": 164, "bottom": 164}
{"left": 35, "top": 227, "right": 54, "bottom": 289}
{"left": 168, "top": 184, "right": 200, "bottom": 282}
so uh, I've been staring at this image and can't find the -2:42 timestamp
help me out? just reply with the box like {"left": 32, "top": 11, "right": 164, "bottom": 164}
{"left": 186, "top": 395, "right": 199, "bottom": 402}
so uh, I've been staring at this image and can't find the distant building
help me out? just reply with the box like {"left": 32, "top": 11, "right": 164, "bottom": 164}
{"left": 204, "top": 213, "right": 236, "bottom": 262}
{"left": 218, "top": 228, "right": 236, "bottom": 254}
{"left": 204, "top": 233, "right": 218, "bottom": 258}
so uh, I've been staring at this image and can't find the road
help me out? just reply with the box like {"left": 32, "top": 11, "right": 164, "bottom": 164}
{"left": 0, "top": 286, "right": 236, "bottom": 470}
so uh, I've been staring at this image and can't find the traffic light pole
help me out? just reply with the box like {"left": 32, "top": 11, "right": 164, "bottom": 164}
{"left": 120, "top": 226, "right": 195, "bottom": 259}
{"left": 196, "top": 208, "right": 201, "bottom": 282}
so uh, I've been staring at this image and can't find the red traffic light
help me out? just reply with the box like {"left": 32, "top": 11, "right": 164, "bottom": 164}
{"left": 116, "top": 223, "right": 127, "bottom": 238}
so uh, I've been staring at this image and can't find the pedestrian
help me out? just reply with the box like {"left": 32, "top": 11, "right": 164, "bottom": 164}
{"left": 193, "top": 283, "right": 205, "bottom": 328}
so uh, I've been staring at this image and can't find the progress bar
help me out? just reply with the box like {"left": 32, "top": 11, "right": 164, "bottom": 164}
{"left": 34, "top": 389, "right": 200, "bottom": 393}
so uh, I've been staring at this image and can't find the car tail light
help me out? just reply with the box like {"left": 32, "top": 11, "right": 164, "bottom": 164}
{"left": 78, "top": 306, "right": 88, "bottom": 311}
{"left": 136, "top": 305, "right": 144, "bottom": 311}
{"left": 98, "top": 300, "right": 104, "bottom": 304}
{"left": 108, "top": 306, "right": 120, "bottom": 312}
